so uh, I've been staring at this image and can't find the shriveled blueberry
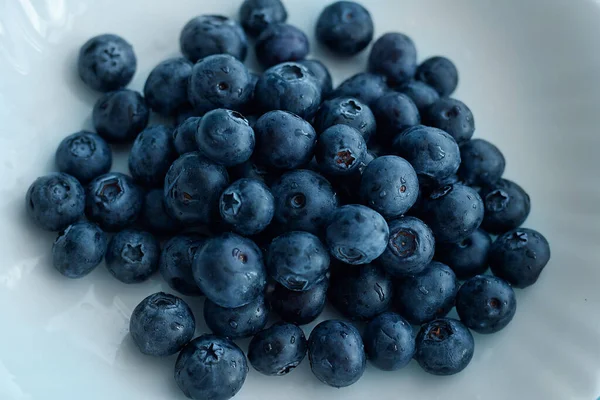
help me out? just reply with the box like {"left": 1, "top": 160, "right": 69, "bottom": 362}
{"left": 372, "top": 92, "right": 420, "bottom": 143}
{"left": 52, "top": 222, "right": 106, "bottom": 278}
{"left": 416, "top": 56, "right": 459, "bottom": 97}
{"left": 78, "top": 34, "right": 136, "bottom": 92}
{"left": 144, "top": 57, "right": 193, "bottom": 116}
{"left": 129, "top": 125, "right": 177, "bottom": 187}
{"left": 130, "top": 292, "right": 195, "bottom": 356}
{"left": 204, "top": 296, "right": 269, "bottom": 339}
{"left": 425, "top": 98, "right": 475, "bottom": 144}
{"left": 435, "top": 228, "right": 491, "bottom": 280}
{"left": 297, "top": 59, "right": 333, "bottom": 97}
{"left": 159, "top": 235, "right": 205, "bottom": 296}
{"left": 106, "top": 229, "right": 160, "bottom": 284}
{"left": 256, "top": 23, "right": 309, "bottom": 68}
{"left": 173, "top": 117, "right": 200, "bottom": 155}
{"left": 93, "top": 89, "right": 149, "bottom": 144}
{"left": 363, "top": 312, "right": 415, "bottom": 371}
{"left": 239, "top": 0, "right": 288, "bottom": 36}
{"left": 313, "top": 97, "right": 376, "bottom": 140}
{"left": 141, "top": 189, "right": 182, "bottom": 236}
{"left": 180, "top": 15, "right": 248, "bottom": 62}
{"left": 397, "top": 80, "right": 440, "bottom": 112}
{"left": 248, "top": 322, "right": 307, "bottom": 376}
{"left": 26, "top": 173, "right": 85, "bottom": 231}
{"left": 55, "top": 131, "right": 112, "bottom": 184}
{"left": 269, "top": 278, "right": 328, "bottom": 325}
{"left": 85, "top": 172, "right": 143, "bottom": 231}
{"left": 308, "top": 320, "right": 366, "bottom": 388}
{"left": 330, "top": 72, "right": 388, "bottom": 106}
{"left": 175, "top": 335, "right": 248, "bottom": 400}
{"left": 480, "top": 179, "right": 531, "bottom": 234}
{"left": 368, "top": 33, "right": 417, "bottom": 86}
{"left": 316, "top": 1, "right": 374, "bottom": 56}
{"left": 219, "top": 178, "right": 274, "bottom": 235}
{"left": 489, "top": 228, "right": 551, "bottom": 288}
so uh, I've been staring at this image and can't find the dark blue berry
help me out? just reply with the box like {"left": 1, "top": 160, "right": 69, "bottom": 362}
{"left": 316, "top": 125, "right": 367, "bottom": 176}
{"left": 269, "top": 278, "right": 328, "bottom": 325}
{"left": 180, "top": 15, "right": 247, "bottom": 62}
{"left": 55, "top": 131, "right": 112, "bottom": 184}
{"left": 204, "top": 296, "right": 269, "bottom": 339}
{"left": 219, "top": 178, "right": 274, "bottom": 235}
{"left": 480, "top": 179, "right": 531, "bottom": 234}
{"left": 159, "top": 235, "right": 205, "bottom": 297}
{"left": 372, "top": 92, "right": 420, "bottom": 143}
{"left": 239, "top": 0, "right": 288, "bottom": 36}
{"left": 368, "top": 33, "right": 417, "bottom": 85}
{"left": 92, "top": 89, "right": 149, "bottom": 143}
{"left": 416, "top": 56, "right": 459, "bottom": 97}
{"left": 130, "top": 292, "right": 195, "bottom": 356}
{"left": 330, "top": 72, "right": 388, "bottom": 106}
{"left": 173, "top": 117, "right": 200, "bottom": 155}
{"left": 144, "top": 57, "right": 193, "bottom": 116}
{"left": 316, "top": 1, "right": 374, "bottom": 56}
{"left": 106, "top": 229, "right": 160, "bottom": 284}
{"left": 435, "top": 228, "right": 491, "bottom": 280}
{"left": 397, "top": 80, "right": 440, "bottom": 112}
{"left": 256, "top": 23, "right": 309, "bottom": 68}
{"left": 313, "top": 97, "right": 376, "bottom": 140}
{"left": 248, "top": 322, "right": 307, "bottom": 376}
{"left": 78, "top": 34, "right": 136, "bottom": 92}
{"left": 141, "top": 189, "right": 182, "bottom": 236}
{"left": 228, "top": 159, "right": 278, "bottom": 186}
{"left": 297, "top": 59, "right": 333, "bottom": 97}
{"left": 129, "top": 125, "right": 177, "bottom": 187}
{"left": 458, "top": 138, "right": 506, "bottom": 186}
{"left": 425, "top": 98, "right": 475, "bottom": 144}
{"left": 363, "top": 312, "right": 415, "bottom": 371}
{"left": 52, "top": 222, "right": 106, "bottom": 278}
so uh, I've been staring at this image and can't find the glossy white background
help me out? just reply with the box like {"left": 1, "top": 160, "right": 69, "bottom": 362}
{"left": 1, "top": 0, "right": 599, "bottom": 399}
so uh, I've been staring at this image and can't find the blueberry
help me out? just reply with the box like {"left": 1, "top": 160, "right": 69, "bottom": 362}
{"left": 480, "top": 179, "right": 531, "bottom": 234}
{"left": 173, "top": 117, "right": 201, "bottom": 155}
{"left": 377, "top": 216, "right": 435, "bottom": 277}
{"left": 363, "top": 312, "right": 415, "bottom": 371}
{"left": 52, "top": 222, "right": 107, "bottom": 278}
{"left": 188, "top": 55, "right": 253, "bottom": 115}
{"left": 435, "top": 229, "right": 491, "bottom": 280}
{"left": 372, "top": 92, "right": 420, "bottom": 144}
{"left": 326, "top": 204, "right": 389, "bottom": 265}
{"left": 328, "top": 263, "right": 392, "bottom": 320}
{"left": 85, "top": 172, "right": 143, "bottom": 231}
{"left": 195, "top": 109, "right": 255, "bottom": 167}
{"left": 270, "top": 169, "right": 338, "bottom": 235}
{"left": 330, "top": 72, "right": 388, "bottom": 106}
{"left": 316, "top": 1, "right": 374, "bottom": 56}
{"left": 359, "top": 155, "right": 419, "bottom": 219}
{"left": 219, "top": 178, "right": 274, "bottom": 235}
{"left": 308, "top": 320, "right": 366, "bottom": 388}
{"left": 254, "top": 110, "right": 316, "bottom": 170}
{"left": 78, "top": 34, "right": 136, "bottom": 92}
{"left": 193, "top": 233, "right": 266, "bottom": 308}
{"left": 269, "top": 278, "right": 328, "bottom": 325}
{"left": 425, "top": 98, "right": 475, "bottom": 144}
{"left": 313, "top": 97, "right": 376, "bottom": 140}
{"left": 175, "top": 335, "right": 248, "bottom": 400}
{"left": 397, "top": 80, "right": 440, "bottom": 112}
{"left": 416, "top": 56, "right": 459, "bottom": 97}
{"left": 26, "top": 173, "right": 85, "bottom": 231}
{"left": 158, "top": 237, "right": 204, "bottom": 297}
{"left": 394, "top": 261, "right": 458, "bottom": 324}
{"left": 458, "top": 139, "right": 505, "bottom": 187}
{"left": 297, "top": 59, "right": 333, "bottom": 97}
{"left": 130, "top": 292, "right": 195, "bottom": 356}
{"left": 456, "top": 275, "right": 517, "bottom": 334}
{"left": 163, "top": 152, "right": 229, "bottom": 225}
{"left": 255, "top": 62, "right": 322, "bottom": 120}
{"left": 106, "top": 229, "right": 159, "bottom": 283}
{"left": 93, "top": 89, "right": 149, "bottom": 143}
{"left": 420, "top": 184, "right": 484, "bottom": 243}
{"left": 392, "top": 125, "right": 461, "bottom": 183}
{"left": 256, "top": 23, "right": 309, "bottom": 68}
{"left": 248, "top": 322, "right": 307, "bottom": 376}
{"left": 144, "top": 57, "right": 193, "bottom": 116}
{"left": 239, "top": 0, "right": 288, "bottom": 36}
{"left": 415, "top": 318, "right": 474, "bottom": 376}
{"left": 316, "top": 125, "right": 367, "bottom": 176}
{"left": 141, "top": 189, "right": 183, "bottom": 236}
{"left": 228, "top": 159, "right": 278, "bottom": 186}
{"left": 489, "top": 228, "right": 551, "bottom": 288}
{"left": 368, "top": 33, "right": 417, "bottom": 86}
{"left": 180, "top": 15, "right": 248, "bottom": 62}
{"left": 128, "top": 125, "right": 177, "bottom": 187}
{"left": 267, "top": 231, "right": 330, "bottom": 291}
{"left": 55, "top": 131, "right": 112, "bottom": 184}
{"left": 204, "top": 296, "right": 269, "bottom": 339}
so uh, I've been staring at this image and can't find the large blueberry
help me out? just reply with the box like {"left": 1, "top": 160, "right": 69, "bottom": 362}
{"left": 55, "top": 131, "right": 112, "bottom": 184}
{"left": 368, "top": 33, "right": 417, "bottom": 86}
{"left": 239, "top": 0, "right": 288, "bottom": 36}
{"left": 329, "top": 72, "right": 388, "bottom": 106}
{"left": 85, "top": 172, "right": 143, "bottom": 231}
{"left": 248, "top": 322, "right": 307, "bottom": 376}
{"left": 106, "top": 229, "right": 160, "bottom": 284}
{"left": 175, "top": 335, "right": 248, "bottom": 400}
{"left": 297, "top": 59, "right": 333, "bottom": 97}
{"left": 256, "top": 23, "right": 309, "bottom": 67}
{"left": 425, "top": 98, "right": 475, "bottom": 144}
{"left": 78, "top": 34, "right": 136, "bottom": 92}
{"left": 269, "top": 278, "right": 328, "bottom": 325}
{"left": 326, "top": 205, "right": 389, "bottom": 265}
{"left": 308, "top": 320, "right": 366, "bottom": 388}
{"left": 394, "top": 261, "right": 458, "bottom": 324}
{"left": 253, "top": 110, "right": 316, "bottom": 170}
{"left": 270, "top": 169, "right": 338, "bottom": 235}
{"left": 480, "top": 179, "right": 531, "bottom": 234}
{"left": 193, "top": 233, "right": 266, "bottom": 308}
{"left": 219, "top": 178, "right": 274, "bottom": 235}
{"left": 363, "top": 312, "right": 415, "bottom": 371}
{"left": 372, "top": 92, "right": 420, "bottom": 143}
{"left": 93, "top": 89, "right": 149, "bottom": 144}
{"left": 313, "top": 97, "right": 376, "bottom": 140}
{"left": 204, "top": 296, "right": 269, "bottom": 339}
{"left": 359, "top": 155, "right": 419, "bottom": 219}
{"left": 52, "top": 222, "right": 106, "bottom": 278}
{"left": 188, "top": 55, "right": 253, "bottom": 115}
{"left": 129, "top": 125, "right": 177, "bottom": 187}
{"left": 435, "top": 228, "right": 491, "bottom": 280}
{"left": 163, "top": 152, "right": 229, "bottom": 225}
{"left": 140, "top": 189, "right": 182, "bottom": 236}
{"left": 456, "top": 275, "right": 517, "bottom": 334}
{"left": 26, "top": 173, "right": 85, "bottom": 231}
{"left": 130, "top": 292, "right": 195, "bottom": 356}
{"left": 458, "top": 138, "right": 505, "bottom": 186}
{"left": 159, "top": 235, "right": 206, "bottom": 296}
{"left": 173, "top": 117, "right": 201, "bottom": 155}
{"left": 416, "top": 56, "right": 459, "bottom": 97}
{"left": 180, "top": 15, "right": 247, "bottom": 62}
{"left": 316, "top": 125, "right": 367, "bottom": 176}
{"left": 397, "top": 80, "right": 440, "bottom": 112}
{"left": 316, "top": 1, "right": 374, "bottom": 56}
{"left": 377, "top": 216, "right": 435, "bottom": 277}
{"left": 255, "top": 62, "right": 322, "bottom": 120}
{"left": 489, "top": 228, "right": 551, "bottom": 288}
{"left": 144, "top": 57, "right": 193, "bottom": 116}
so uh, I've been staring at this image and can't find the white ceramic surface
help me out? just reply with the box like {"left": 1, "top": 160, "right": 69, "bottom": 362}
{"left": 1, "top": 0, "right": 600, "bottom": 399}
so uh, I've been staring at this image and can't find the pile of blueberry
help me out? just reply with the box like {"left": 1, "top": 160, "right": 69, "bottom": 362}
{"left": 26, "top": 0, "right": 552, "bottom": 399}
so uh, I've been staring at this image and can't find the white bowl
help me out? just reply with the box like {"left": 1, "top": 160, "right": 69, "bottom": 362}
{"left": 1, "top": 0, "right": 599, "bottom": 399}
